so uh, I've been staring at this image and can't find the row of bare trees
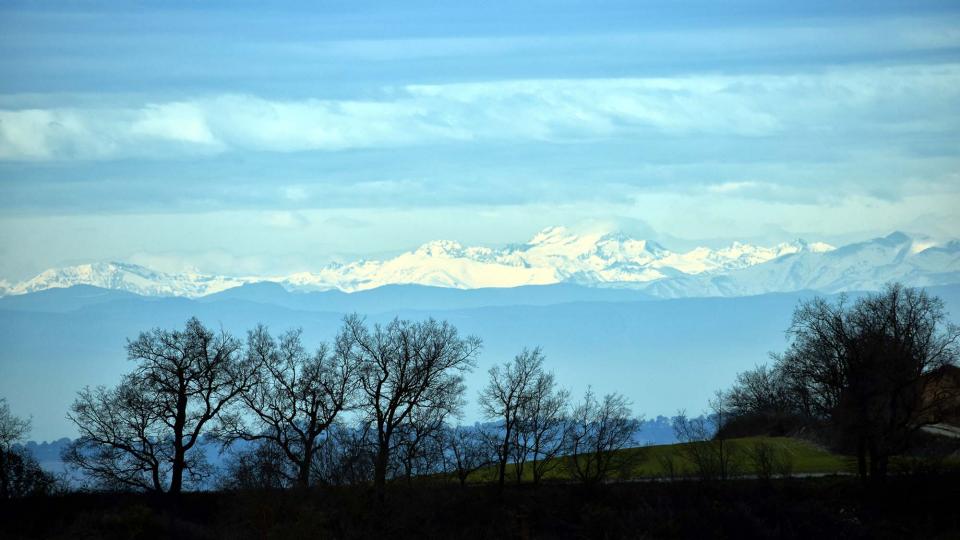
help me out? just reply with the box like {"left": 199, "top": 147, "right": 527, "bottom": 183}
{"left": 62, "top": 314, "right": 639, "bottom": 497}
{"left": 479, "top": 348, "right": 639, "bottom": 489}
{"left": 63, "top": 315, "right": 481, "bottom": 499}
{"left": 16, "top": 281, "right": 956, "bottom": 495}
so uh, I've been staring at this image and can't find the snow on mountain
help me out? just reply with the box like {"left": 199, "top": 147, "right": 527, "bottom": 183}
{"left": 272, "top": 226, "right": 823, "bottom": 292}
{"left": 3, "top": 229, "right": 958, "bottom": 300}
{"left": 641, "top": 232, "right": 960, "bottom": 298}
{"left": 281, "top": 241, "right": 560, "bottom": 292}
{"left": 6, "top": 262, "right": 251, "bottom": 298}
{"left": 652, "top": 239, "right": 830, "bottom": 276}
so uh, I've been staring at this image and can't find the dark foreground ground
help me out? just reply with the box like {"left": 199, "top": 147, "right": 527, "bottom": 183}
{"left": 2, "top": 475, "right": 959, "bottom": 539}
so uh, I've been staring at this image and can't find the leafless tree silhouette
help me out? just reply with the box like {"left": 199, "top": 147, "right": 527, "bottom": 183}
{"left": 479, "top": 347, "right": 544, "bottom": 491}
{"left": 64, "top": 318, "right": 254, "bottom": 494}
{"left": 565, "top": 388, "right": 639, "bottom": 484}
{"left": 216, "top": 325, "right": 358, "bottom": 488}
{"left": 340, "top": 314, "right": 480, "bottom": 501}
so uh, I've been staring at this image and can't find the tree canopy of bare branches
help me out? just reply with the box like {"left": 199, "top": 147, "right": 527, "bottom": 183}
{"left": 513, "top": 369, "right": 569, "bottom": 485}
{"left": 565, "top": 389, "right": 639, "bottom": 484}
{"left": 340, "top": 314, "right": 480, "bottom": 501}
{"left": 216, "top": 326, "right": 357, "bottom": 488}
{"left": 726, "top": 283, "right": 960, "bottom": 481}
{"left": 64, "top": 318, "right": 254, "bottom": 494}
{"left": 479, "top": 347, "right": 546, "bottom": 491}
{"left": 441, "top": 424, "right": 495, "bottom": 487}
{"left": 673, "top": 390, "right": 738, "bottom": 481}
{"left": 1, "top": 398, "right": 56, "bottom": 498}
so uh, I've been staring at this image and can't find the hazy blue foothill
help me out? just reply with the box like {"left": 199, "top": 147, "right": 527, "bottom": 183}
{"left": 197, "top": 281, "right": 655, "bottom": 312}
{"left": 3, "top": 282, "right": 958, "bottom": 442}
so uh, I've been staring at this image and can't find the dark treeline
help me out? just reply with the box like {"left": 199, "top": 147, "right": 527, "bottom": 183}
{"left": 38, "top": 312, "right": 639, "bottom": 500}
{"left": 719, "top": 283, "right": 960, "bottom": 482}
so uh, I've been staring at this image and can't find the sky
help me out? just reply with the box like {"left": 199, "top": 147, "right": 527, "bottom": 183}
{"left": 1, "top": 0, "right": 960, "bottom": 280}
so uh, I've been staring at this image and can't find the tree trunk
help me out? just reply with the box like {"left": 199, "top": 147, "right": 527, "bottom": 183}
{"left": 169, "top": 391, "right": 188, "bottom": 495}
{"left": 497, "top": 454, "right": 507, "bottom": 491}
{"left": 296, "top": 440, "right": 314, "bottom": 489}
{"left": 497, "top": 425, "right": 510, "bottom": 492}
{"left": 374, "top": 445, "right": 389, "bottom": 502}
{"left": 0, "top": 450, "right": 8, "bottom": 499}
{"left": 151, "top": 463, "right": 163, "bottom": 493}
{"left": 856, "top": 436, "right": 867, "bottom": 483}
{"left": 296, "top": 461, "right": 311, "bottom": 489}
{"left": 404, "top": 457, "right": 414, "bottom": 486}
{"left": 169, "top": 448, "right": 185, "bottom": 494}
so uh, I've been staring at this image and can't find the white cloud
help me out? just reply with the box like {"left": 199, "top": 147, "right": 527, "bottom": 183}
{"left": 262, "top": 211, "right": 310, "bottom": 229}
{"left": 707, "top": 181, "right": 764, "bottom": 193}
{"left": 0, "top": 108, "right": 116, "bottom": 159}
{"left": 129, "top": 102, "right": 220, "bottom": 145}
{"left": 282, "top": 185, "right": 310, "bottom": 202}
{"left": 1, "top": 64, "right": 958, "bottom": 161}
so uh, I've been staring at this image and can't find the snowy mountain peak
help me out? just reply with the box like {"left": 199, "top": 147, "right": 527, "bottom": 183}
{"left": 414, "top": 239, "right": 466, "bottom": 258}
{"left": 774, "top": 239, "right": 835, "bottom": 256}
{"left": 528, "top": 226, "right": 573, "bottom": 246}
{"left": 8, "top": 261, "right": 248, "bottom": 298}
{"left": 2, "top": 230, "right": 956, "bottom": 299}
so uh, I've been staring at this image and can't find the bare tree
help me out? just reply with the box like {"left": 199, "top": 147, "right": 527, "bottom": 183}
{"left": 729, "top": 364, "right": 791, "bottom": 416}
{"left": 514, "top": 371, "right": 569, "bottom": 485}
{"left": 1, "top": 398, "right": 56, "bottom": 498}
{"left": 64, "top": 318, "right": 253, "bottom": 494}
{"left": 393, "top": 405, "right": 447, "bottom": 484}
{"left": 745, "top": 440, "right": 794, "bottom": 482}
{"left": 441, "top": 424, "right": 495, "bottom": 487}
{"left": 479, "top": 347, "right": 543, "bottom": 491}
{"left": 312, "top": 422, "right": 376, "bottom": 487}
{"left": 216, "top": 326, "right": 357, "bottom": 488}
{"left": 673, "top": 391, "right": 738, "bottom": 481}
{"left": 340, "top": 315, "right": 480, "bottom": 501}
{"left": 565, "top": 389, "right": 640, "bottom": 484}
{"left": 777, "top": 284, "right": 959, "bottom": 481}
{"left": 0, "top": 398, "right": 30, "bottom": 452}
{"left": 218, "top": 440, "right": 289, "bottom": 491}
{"left": 64, "top": 376, "right": 172, "bottom": 492}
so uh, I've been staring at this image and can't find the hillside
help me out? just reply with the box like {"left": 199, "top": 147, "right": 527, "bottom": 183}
{"left": 470, "top": 436, "right": 851, "bottom": 484}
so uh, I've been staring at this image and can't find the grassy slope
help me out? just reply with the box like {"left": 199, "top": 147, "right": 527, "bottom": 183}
{"left": 469, "top": 436, "right": 851, "bottom": 483}
{"left": 630, "top": 436, "right": 850, "bottom": 476}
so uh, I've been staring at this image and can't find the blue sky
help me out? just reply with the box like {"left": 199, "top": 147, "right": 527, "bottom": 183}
{"left": 1, "top": 0, "right": 959, "bottom": 280}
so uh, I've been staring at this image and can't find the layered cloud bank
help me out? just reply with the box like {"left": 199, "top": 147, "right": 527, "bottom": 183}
{"left": 2, "top": 64, "right": 959, "bottom": 161}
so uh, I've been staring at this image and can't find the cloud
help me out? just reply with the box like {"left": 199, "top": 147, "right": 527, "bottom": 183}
{"left": 707, "top": 181, "right": 763, "bottom": 194}
{"left": 2, "top": 64, "right": 958, "bottom": 161}
{"left": 129, "top": 102, "right": 220, "bottom": 145}
{"left": 262, "top": 211, "right": 310, "bottom": 229}
{"left": 282, "top": 186, "right": 310, "bottom": 202}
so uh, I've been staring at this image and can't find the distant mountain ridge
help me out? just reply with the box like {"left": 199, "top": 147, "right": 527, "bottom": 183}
{"left": 2, "top": 228, "right": 957, "bottom": 299}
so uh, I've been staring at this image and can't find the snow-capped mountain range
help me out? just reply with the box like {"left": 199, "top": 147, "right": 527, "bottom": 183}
{"left": 2, "top": 228, "right": 958, "bottom": 299}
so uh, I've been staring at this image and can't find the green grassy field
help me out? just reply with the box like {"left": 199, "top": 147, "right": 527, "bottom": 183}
{"left": 467, "top": 436, "right": 853, "bottom": 483}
